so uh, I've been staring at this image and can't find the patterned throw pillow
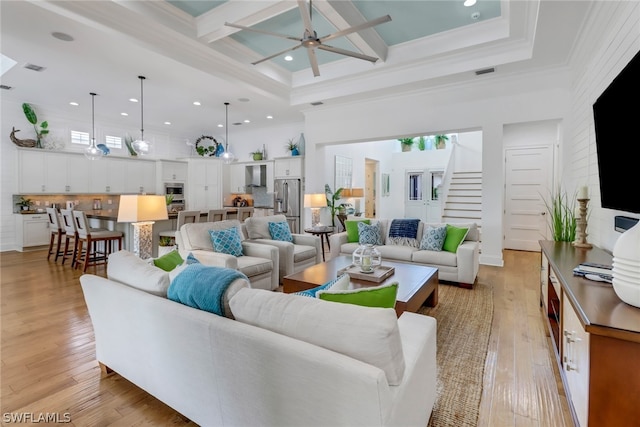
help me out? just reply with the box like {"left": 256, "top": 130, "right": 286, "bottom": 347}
{"left": 268, "top": 221, "right": 293, "bottom": 242}
{"left": 358, "top": 221, "right": 383, "bottom": 245}
{"left": 388, "top": 218, "right": 421, "bottom": 247}
{"left": 345, "top": 219, "right": 370, "bottom": 243}
{"left": 294, "top": 274, "right": 350, "bottom": 298}
{"left": 209, "top": 227, "right": 244, "bottom": 257}
{"left": 420, "top": 225, "right": 447, "bottom": 251}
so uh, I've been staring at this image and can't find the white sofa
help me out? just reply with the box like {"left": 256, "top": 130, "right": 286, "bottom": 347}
{"left": 80, "top": 255, "right": 437, "bottom": 427}
{"left": 175, "top": 219, "right": 279, "bottom": 290}
{"left": 330, "top": 220, "right": 480, "bottom": 288}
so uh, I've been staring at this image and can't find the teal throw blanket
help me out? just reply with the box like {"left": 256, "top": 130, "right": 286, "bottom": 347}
{"left": 168, "top": 264, "right": 247, "bottom": 317}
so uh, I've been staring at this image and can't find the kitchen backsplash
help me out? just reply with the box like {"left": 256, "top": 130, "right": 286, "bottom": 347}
{"left": 12, "top": 194, "right": 120, "bottom": 214}
{"left": 253, "top": 188, "right": 275, "bottom": 208}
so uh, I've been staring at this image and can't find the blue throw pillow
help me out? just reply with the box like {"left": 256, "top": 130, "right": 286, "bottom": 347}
{"left": 268, "top": 221, "right": 293, "bottom": 242}
{"left": 294, "top": 274, "right": 350, "bottom": 298}
{"left": 209, "top": 227, "right": 243, "bottom": 257}
{"left": 358, "top": 222, "right": 383, "bottom": 245}
{"left": 420, "top": 226, "right": 447, "bottom": 251}
{"left": 186, "top": 252, "right": 200, "bottom": 264}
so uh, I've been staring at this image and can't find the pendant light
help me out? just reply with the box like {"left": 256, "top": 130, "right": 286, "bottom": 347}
{"left": 221, "top": 102, "right": 235, "bottom": 164}
{"left": 132, "top": 75, "right": 150, "bottom": 155}
{"left": 84, "top": 92, "right": 103, "bottom": 160}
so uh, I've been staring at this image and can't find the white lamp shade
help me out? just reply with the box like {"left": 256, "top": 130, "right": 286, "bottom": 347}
{"left": 304, "top": 194, "right": 327, "bottom": 208}
{"left": 117, "top": 195, "right": 168, "bottom": 222}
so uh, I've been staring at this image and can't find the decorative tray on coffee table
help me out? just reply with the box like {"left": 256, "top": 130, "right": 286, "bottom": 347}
{"left": 337, "top": 264, "right": 395, "bottom": 283}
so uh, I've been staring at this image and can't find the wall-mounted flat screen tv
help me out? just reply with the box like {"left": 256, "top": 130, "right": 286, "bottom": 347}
{"left": 592, "top": 48, "right": 640, "bottom": 214}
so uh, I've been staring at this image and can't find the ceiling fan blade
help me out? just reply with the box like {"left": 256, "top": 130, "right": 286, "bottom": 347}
{"left": 252, "top": 44, "right": 303, "bottom": 65}
{"left": 225, "top": 22, "right": 300, "bottom": 42}
{"left": 307, "top": 48, "right": 320, "bottom": 77}
{"left": 318, "top": 44, "right": 379, "bottom": 63}
{"left": 297, "top": 0, "right": 314, "bottom": 34}
{"left": 320, "top": 15, "right": 392, "bottom": 43}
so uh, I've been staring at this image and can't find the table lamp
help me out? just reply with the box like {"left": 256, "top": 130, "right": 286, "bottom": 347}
{"left": 304, "top": 194, "right": 327, "bottom": 229}
{"left": 117, "top": 195, "right": 168, "bottom": 259}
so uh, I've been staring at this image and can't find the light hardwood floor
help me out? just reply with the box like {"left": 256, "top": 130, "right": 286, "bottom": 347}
{"left": 1, "top": 248, "right": 573, "bottom": 426}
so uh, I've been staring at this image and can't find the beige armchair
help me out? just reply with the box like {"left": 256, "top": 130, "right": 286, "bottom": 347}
{"left": 243, "top": 214, "right": 322, "bottom": 283}
{"left": 175, "top": 219, "right": 279, "bottom": 290}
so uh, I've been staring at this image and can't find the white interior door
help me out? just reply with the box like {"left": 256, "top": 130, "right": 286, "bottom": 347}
{"left": 404, "top": 170, "right": 427, "bottom": 220}
{"left": 504, "top": 146, "right": 553, "bottom": 251}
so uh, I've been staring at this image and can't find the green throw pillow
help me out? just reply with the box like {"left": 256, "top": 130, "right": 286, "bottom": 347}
{"left": 317, "top": 282, "right": 398, "bottom": 308}
{"left": 345, "top": 219, "right": 370, "bottom": 243}
{"left": 153, "top": 249, "right": 184, "bottom": 272}
{"left": 442, "top": 224, "right": 469, "bottom": 253}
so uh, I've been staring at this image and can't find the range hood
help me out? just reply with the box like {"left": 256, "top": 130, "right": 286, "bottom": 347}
{"left": 246, "top": 164, "right": 267, "bottom": 189}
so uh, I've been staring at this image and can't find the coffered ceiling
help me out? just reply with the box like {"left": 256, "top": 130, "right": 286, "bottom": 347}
{"left": 0, "top": 0, "right": 591, "bottom": 136}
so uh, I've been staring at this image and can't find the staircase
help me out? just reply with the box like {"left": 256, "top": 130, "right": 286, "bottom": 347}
{"left": 442, "top": 171, "right": 482, "bottom": 241}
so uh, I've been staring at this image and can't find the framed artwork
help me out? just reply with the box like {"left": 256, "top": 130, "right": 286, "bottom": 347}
{"left": 382, "top": 173, "right": 390, "bottom": 197}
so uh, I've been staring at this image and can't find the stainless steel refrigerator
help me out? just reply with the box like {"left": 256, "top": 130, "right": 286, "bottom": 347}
{"left": 274, "top": 178, "right": 300, "bottom": 233}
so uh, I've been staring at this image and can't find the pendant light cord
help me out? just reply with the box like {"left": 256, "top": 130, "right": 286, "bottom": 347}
{"left": 139, "top": 75, "right": 146, "bottom": 140}
{"left": 225, "top": 102, "right": 229, "bottom": 150}
{"left": 90, "top": 92, "right": 96, "bottom": 141}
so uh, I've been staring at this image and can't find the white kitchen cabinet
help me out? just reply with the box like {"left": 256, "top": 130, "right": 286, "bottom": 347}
{"left": 15, "top": 214, "right": 50, "bottom": 249}
{"left": 274, "top": 157, "right": 303, "bottom": 178}
{"left": 90, "top": 158, "right": 127, "bottom": 194}
{"left": 19, "top": 150, "right": 90, "bottom": 193}
{"left": 188, "top": 159, "right": 222, "bottom": 212}
{"left": 125, "top": 159, "right": 156, "bottom": 194}
{"left": 229, "top": 163, "right": 246, "bottom": 194}
{"left": 159, "top": 160, "right": 188, "bottom": 182}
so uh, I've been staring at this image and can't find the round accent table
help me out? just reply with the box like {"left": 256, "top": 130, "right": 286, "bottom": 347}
{"left": 304, "top": 227, "right": 333, "bottom": 261}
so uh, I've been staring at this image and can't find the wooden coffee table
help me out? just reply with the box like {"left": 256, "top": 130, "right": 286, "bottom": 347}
{"left": 283, "top": 256, "right": 438, "bottom": 317}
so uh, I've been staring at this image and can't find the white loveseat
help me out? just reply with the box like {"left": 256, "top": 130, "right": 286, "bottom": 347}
{"left": 80, "top": 254, "right": 437, "bottom": 426}
{"left": 330, "top": 220, "right": 480, "bottom": 288}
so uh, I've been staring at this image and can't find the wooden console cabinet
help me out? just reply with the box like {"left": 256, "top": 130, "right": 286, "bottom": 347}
{"left": 539, "top": 241, "right": 640, "bottom": 427}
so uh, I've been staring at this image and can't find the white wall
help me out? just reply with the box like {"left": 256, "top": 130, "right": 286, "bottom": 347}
{"left": 565, "top": 1, "right": 640, "bottom": 252}
{"left": 303, "top": 70, "right": 572, "bottom": 266}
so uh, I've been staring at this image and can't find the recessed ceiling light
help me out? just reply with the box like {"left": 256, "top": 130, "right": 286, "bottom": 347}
{"left": 164, "top": 121, "right": 171, "bottom": 125}
{"left": 69, "top": 102, "right": 79, "bottom": 106}
{"left": 266, "top": 115, "right": 273, "bottom": 119}
{"left": 244, "top": 119, "right": 250, "bottom": 123}
{"left": 129, "top": 98, "right": 138, "bottom": 103}
{"left": 217, "top": 124, "right": 223, "bottom": 128}
{"left": 51, "top": 32, "right": 74, "bottom": 42}
{"left": 193, "top": 101, "right": 201, "bottom": 106}
{"left": 464, "top": 0, "right": 477, "bottom": 6}
{"left": 121, "top": 112, "right": 128, "bottom": 116}
{"left": 284, "top": 55, "right": 293, "bottom": 61}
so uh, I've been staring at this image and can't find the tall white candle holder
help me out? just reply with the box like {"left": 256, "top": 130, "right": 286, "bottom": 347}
{"left": 573, "top": 198, "right": 592, "bottom": 249}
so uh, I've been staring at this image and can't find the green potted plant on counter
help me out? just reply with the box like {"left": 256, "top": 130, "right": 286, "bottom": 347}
{"left": 434, "top": 134, "right": 449, "bottom": 149}
{"left": 398, "top": 137, "right": 414, "bottom": 152}
{"left": 16, "top": 196, "right": 32, "bottom": 212}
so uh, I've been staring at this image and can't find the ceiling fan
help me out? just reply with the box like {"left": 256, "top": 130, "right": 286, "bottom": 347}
{"left": 225, "top": 0, "right": 391, "bottom": 77}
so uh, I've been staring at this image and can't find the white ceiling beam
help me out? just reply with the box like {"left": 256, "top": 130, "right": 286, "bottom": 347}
{"left": 315, "top": 0, "right": 388, "bottom": 61}
{"left": 198, "top": 0, "right": 299, "bottom": 44}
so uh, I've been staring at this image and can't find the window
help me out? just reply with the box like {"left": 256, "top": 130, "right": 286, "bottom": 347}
{"left": 71, "top": 130, "right": 89, "bottom": 146}
{"left": 105, "top": 135, "right": 122, "bottom": 149}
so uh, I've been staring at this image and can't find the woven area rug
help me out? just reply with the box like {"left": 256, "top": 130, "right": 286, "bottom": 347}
{"left": 418, "top": 281, "right": 494, "bottom": 427}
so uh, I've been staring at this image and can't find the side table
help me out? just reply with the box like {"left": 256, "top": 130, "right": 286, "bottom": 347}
{"left": 304, "top": 227, "right": 333, "bottom": 261}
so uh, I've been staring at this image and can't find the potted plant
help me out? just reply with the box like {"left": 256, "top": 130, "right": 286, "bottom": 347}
{"left": 158, "top": 236, "right": 176, "bottom": 256}
{"left": 434, "top": 134, "right": 449, "bottom": 149}
{"left": 543, "top": 188, "right": 577, "bottom": 242}
{"left": 16, "top": 196, "right": 32, "bottom": 212}
{"left": 165, "top": 194, "right": 174, "bottom": 211}
{"left": 286, "top": 139, "right": 299, "bottom": 156}
{"left": 22, "top": 103, "right": 49, "bottom": 149}
{"left": 124, "top": 134, "right": 138, "bottom": 157}
{"left": 417, "top": 136, "right": 426, "bottom": 151}
{"left": 324, "top": 184, "right": 346, "bottom": 227}
{"left": 250, "top": 150, "right": 263, "bottom": 161}
{"left": 398, "top": 137, "right": 414, "bottom": 152}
